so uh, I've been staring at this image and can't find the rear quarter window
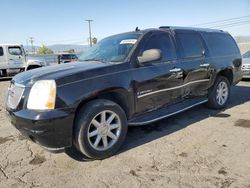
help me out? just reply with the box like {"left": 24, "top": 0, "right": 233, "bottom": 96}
{"left": 202, "top": 33, "right": 239, "bottom": 56}
{"left": 0, "top": 47, "right": 3, "bottom": 56}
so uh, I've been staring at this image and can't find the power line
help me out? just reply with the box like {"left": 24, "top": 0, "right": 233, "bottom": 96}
{"left": 191, "top": 15, "right": 250, "bottom": 27}
{"left": 212, "top": 21, "right": 250, "bottom": 29}
{"left": 208, "top": 19, "right": 250, "bottom": 29}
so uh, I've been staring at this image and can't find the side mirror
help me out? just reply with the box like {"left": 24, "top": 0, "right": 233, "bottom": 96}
{"left": 137, "top": 49, "right": 162, "bottom": 64}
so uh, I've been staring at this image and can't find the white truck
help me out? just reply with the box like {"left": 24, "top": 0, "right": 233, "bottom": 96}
{"left": 0, "top": 44, "right": 46, "bottom": 77}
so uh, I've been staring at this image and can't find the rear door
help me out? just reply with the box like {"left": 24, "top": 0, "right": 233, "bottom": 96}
{"left": 133, "top": 31, "right": 184, "bottom": 113}
{"left": 174, "top": 30, "right": 211, "bottom": 98}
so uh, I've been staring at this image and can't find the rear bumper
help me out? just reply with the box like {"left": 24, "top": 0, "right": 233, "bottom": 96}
{"left": 7, "top": 108, "right": 75, "bottom": 152}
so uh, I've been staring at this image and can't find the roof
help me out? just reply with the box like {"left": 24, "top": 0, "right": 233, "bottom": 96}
{"left": 0, "top": 44, "right": 23, "bottom": 46}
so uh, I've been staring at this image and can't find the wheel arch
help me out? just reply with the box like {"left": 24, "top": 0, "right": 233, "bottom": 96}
{"left": 215, "top": 68, "right": 233, "bottom": 85}
{"left": 26, "top": 64, "right": 42, "bottom": 70}
{"left": 74, "top": 87, "right": 133, "bottom": 120}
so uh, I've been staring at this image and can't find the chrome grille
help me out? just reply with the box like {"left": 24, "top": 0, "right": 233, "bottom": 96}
{"left": 7, "top": 83, "right": 25, "bottom": 109}
{"left": 242, "top": 64, "right": 250, "bottom": 70}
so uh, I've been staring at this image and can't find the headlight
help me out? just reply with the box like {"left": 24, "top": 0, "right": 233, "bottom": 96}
{"left": 27, "top": 80, "right": 56, "bottom": 110}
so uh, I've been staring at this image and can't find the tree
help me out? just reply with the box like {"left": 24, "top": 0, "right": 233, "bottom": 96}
{"left": 68, "top": 49, "right": 75, "bottom": 53}
{"left": 37, "top": 45, "right": 54, "bottom": 54}
{"left": 92, "top": 37, "right": 98, "bottom": 45}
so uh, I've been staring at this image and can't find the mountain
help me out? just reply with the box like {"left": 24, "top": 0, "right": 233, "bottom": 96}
{"left": 24, "top": 44, "right": 90, "bottom": 54}
{"left": 48, "top": 44, "right": 90, "bottom": 53}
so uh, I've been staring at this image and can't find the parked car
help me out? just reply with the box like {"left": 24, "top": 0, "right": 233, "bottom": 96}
{"left": 0, "top": 44, "right": 47, "bottom": 77}
{"left": 241, "top": 50, "right": 250, "bottom": 79}
{"left": 0, "top": 44, "right": 26, "bottom": 76}
{"left": 6, "top": 27, "right": 242, "bottom": 159}
{"left": 58, "top": 54, "right": 78, "bottom": 64}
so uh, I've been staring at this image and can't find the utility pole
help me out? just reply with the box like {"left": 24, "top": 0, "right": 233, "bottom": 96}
{"left": 29, "top": 37, "right": 35, "bottom": 54}
{"left": 85, "top": 19, "right": 93, "bottom": 47}
{"left": 26, "top": 38, "right": 29, "bottom": 54}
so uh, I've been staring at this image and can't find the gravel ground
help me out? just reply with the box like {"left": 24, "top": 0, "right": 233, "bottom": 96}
{"left": 0, "top": 79, "right": 250, "bottom": 188}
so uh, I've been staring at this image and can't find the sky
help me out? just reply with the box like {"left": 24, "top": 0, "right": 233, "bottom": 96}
{"left": 0, "top": 0, "right": 250, "bottom": 46}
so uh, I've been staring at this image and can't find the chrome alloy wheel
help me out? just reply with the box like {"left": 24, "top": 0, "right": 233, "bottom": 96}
{"left": 216, "top": 81, "right": 229, "bottom": 106}
{"left": 87, "top": 110, "right": 121, "bottom": 151}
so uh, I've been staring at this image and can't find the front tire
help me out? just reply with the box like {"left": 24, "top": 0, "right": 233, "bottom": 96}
{"left": 207, "top": 76, "right": 230, "bottom": 109}
{"left": 73, "top": 99, "right": 128, "bottom": 160}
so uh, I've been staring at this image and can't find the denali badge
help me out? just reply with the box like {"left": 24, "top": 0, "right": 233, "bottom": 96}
{"left": 137, "top": 90, "right": 153, "bottom": 96}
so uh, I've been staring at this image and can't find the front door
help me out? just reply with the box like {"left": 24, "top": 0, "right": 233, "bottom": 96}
{"left": 7, "top": 45, "right": 25, "bottom": 69}
{"left": 133, "top": 31, "right": 184, "bottom": 114}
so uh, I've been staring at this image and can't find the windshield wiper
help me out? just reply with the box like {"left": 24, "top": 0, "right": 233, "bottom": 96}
{"left": 81, "top": 58, "right": 108, "bottom": 63}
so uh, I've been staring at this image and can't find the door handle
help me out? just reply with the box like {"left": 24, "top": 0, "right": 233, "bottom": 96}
{"left": 200, "top": 63, "right": 210, "bottom": 68}
{"left": 170, "top": 68, "right": 182, "bottom": 73}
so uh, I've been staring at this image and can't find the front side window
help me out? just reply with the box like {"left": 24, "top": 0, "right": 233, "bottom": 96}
{"left": 79, "top": 33, "right": 141, "bottom": 63}
{"left": 0, "top": 47, "right": 3, "bottom": 56}
{"left": 142, "top": 33, "right": 176, "bottom": 61}
{"left": 8, "top": 46, "right": 22, "bottom": 56}
{"left": 176, "top": 32, "right": 203, "bottom": 58}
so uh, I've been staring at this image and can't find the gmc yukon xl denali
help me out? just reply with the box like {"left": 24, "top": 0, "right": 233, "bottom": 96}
{"left": 6, "top": 27, "right": 242, "bottom": 159}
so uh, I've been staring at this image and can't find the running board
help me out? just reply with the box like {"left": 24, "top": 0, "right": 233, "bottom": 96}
{"left": 128, "top": 97, "right": 208, "bottom": 126}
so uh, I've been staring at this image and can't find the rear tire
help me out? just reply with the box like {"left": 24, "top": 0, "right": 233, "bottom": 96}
{"left": 207, "top": 76, "right": 230, "bottom": 109}
{"left": 73, "top": 99, "right": 127, "bottom": 160}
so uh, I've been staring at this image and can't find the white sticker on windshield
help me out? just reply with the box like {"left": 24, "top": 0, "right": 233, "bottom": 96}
{"left": 120, "top": 39, "right": 137, "bottom": 44}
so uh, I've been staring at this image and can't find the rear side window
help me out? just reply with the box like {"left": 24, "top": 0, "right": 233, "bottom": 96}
{"left": 176, "top": 32, "right": 203, "bottom": 58}
{"left": 202, "top": 33, "right": 239, "bottom": 56}
{"left": 142, "top": 33, "right": 176, "bottom": 61}
{"left": 0, "top": 47, "right": 3, "bottom": 56}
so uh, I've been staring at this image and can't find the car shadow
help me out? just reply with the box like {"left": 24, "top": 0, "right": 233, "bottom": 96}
{"left": 121, "top": 85, "right": 250, "bottom": 153}
{"left": 0, "top": 77, "right": 12, "bottom": 82}
{"left": 67, "top": 84, "right": 250, "bottom": 161}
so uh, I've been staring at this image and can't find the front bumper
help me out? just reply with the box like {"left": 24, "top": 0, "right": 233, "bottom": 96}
{"left": 7, "top": 108, "right": 75, "bottom": 152}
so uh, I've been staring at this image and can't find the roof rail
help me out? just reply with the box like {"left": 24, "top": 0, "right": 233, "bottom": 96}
{"left": 159, "top": 26, "right": 170, "bottom": 29}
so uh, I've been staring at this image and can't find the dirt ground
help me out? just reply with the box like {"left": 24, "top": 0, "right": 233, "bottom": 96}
{"left": 0, "top": 79, "right": 250, "bottom": 188}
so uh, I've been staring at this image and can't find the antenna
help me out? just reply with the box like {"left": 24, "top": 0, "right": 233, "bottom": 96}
{"left": 135, "top": 27, "right": 140, "bottom": 32}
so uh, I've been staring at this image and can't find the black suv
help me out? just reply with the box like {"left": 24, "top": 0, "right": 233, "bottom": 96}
{"left": 6, "top": 27, "right": 242, "bottom": 159}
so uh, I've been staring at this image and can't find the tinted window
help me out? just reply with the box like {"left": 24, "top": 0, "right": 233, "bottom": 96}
{"left": 176, "top": 32, "right": 203, "bottom": 58}
{"left": 202, "top": 33, "right": 239, "bottom": 56}
{"left": 143, "top": 33, "right": 176, "bottom": 61}
{"left": 61, "top": 55, "right": 77, "bottom": 59}
{"left": 8, "top": 46, "right": 22, "bottom": 56}
{"left": 0, "top": 47, "right": 3, "bottom": 56}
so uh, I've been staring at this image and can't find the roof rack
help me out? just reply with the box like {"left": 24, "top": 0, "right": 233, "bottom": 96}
{"left": 159, "top": 26, "right": 170, "bottom": 29}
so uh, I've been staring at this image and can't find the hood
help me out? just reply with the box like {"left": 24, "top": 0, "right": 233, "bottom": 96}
{"left": 13, "top": 61, "right": 110, "bottom": 86}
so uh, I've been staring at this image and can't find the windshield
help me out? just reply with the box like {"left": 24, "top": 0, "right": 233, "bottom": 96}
{"left": 79, "top": 33, "right": 141, "bottom": 63}
{"left": 243, "top": 51, "right": 250, "bottom": 59}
